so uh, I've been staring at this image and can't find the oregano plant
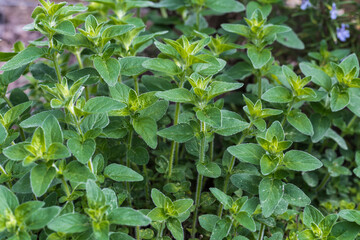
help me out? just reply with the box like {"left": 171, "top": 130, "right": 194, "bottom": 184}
{"left": 1, "top": 0, "right": 360, "bottom": 239}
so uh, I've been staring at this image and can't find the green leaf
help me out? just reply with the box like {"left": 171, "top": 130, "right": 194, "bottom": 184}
{"left": 67, "top": 138, "right": 96, "bottom": 164}
{"left": 210, "top": 188, "right": 233, "bottom": 210}
{"left": 15, "top": 201, "right": 44, "bottom": 222}
{"left": 167, "top": 218, "right": 183, "bottom": 240}
{"left": 139, "top": 100, "right": 169, "bottom": 121}
{"left": 260, "top": 154, "right": 279, "bottom": 175}
{"left": 319, "top": 214, "right": 338, "bottom": 237}
{"left": 42, "top": 115, "right": 63, "bottom": 148}
{"left": 310, "top": 114, "right": 331, "bottom": 143}
{"left": 303, "top": 205, "right": 324, "bottom": 228}
{"left": 206, "top": 0, "right": 245, "bottom": 13}
{"left": 30, "top": 164, "right": 56, "bottom": 197}
{"left": 20, "top": 110, "right": 64, "bottom": 128}
{"left": 283, "top": 150, "right": 323, "bottom": 171}
{"left": 47, "top": 213, "right": 90, "bottom": 233}
{"left": 133, "top": 117, "right": 158, "bottom": 149}
{"left": 210, "top": 218, "right": 232, "bottom": 240}
{"left": 3, "top": 142, "right": 30, "bottom": 161}
{"left": 63, "top": 161, "right": 96, "bottom": 183}
{"left": 215, "top": 115, "right": 249, "bottom": 136}
{"left": 196, "top": 162, "right": 221, "bottom": 178}
{"left": 247, "top": 46, "right": 271, "bottom": 69}
{"left": 26, "top": 206, "right": 60, "bottom": 230}
{"left": 0, "top": 185, "right": 19, "bottom": 214}
{"left": 199, "top": 214, "right": 220, "bottom": 232}
{"left": 339, "top": 210, "right": 360, "bottom": 225}
{"left": 276, "top": 30, "right": 305, "bottom": 50}
{"left": 208, "top": 81, "right": 244, "bottom": 100}
{"left": 155, "top": 88, "right": 194, "bottom": 103}
{"left": 94, "top": 56, "right": 121, "bottom": 86}
{"left": 221, "top": 24, "right": 250, "bottom": 37}
{"left": 142, "top": 58, "right": 181, "bottom": 76}
{"left": 330, "top": 222, "right": 360, "bottom": 240}
{"left": 300, "top": 62, "right": 332, "bottom": 91}
{"left": 102, "top": 25, "right": 135, "bottom": 40}
{"left": 104, "top": 163, "right": 143, "bottom": 182}
{"left": 86, "top": 179, "right": 105, "bottom": 209}
{"left": 330, "top": 86, "right": 350, "bottom": 112}
{"left": 147, "top": 207, "right": 168, "bottom": 221}
{"left": 283, "top": 183, "right": 310, "bottom": 207}
{"left": 234, "top": 211, "right": 256, "bottom": 232}
{"left": 262, "top": 86, "right": 292, "bottom": 103}
{"left": 84, "top": 96, "right": 125, "bottom": 113}
{"left": 93, "top": 220, "right": 109, "bottom": 240}
{"left": 227, "top": 144, "right": 265, "bottom": 165}
{"left": 127, "top": 146, "right": 149, "bottom": 165}
{"left": 151, "top": 188, "right": 169, "bottom": 208}
{"left": 339, "top": 53, "right": 359, "bottom": 75}
{"left": 246, "top": 1, "right": 272, "bottom": 18}
{"left": 287, "top": 110, "right": 314, "bottom": 136}
{"left": 0, "top": 123, "right": 8, "bottom": 144}
{"left": 231, "top": 173, "right": 262, "bottom": 195}
{"left": 173, "top": 199, "right": 193, "bottom": 214}
{"left": 54, "top": 20, "right": 75, "bottom": 36}
{"left": 259, "top": 178, "right": 284, "bottom": 218}
{"left": 196, "top": 107, "right": 222, "bottom": 128}
{"left": 1, "top": 47, "right": 46, "bottom": 71}
{"left": 108, "top": 207, "right": 151, "bottom": 226}
{"left": 119, "top": 56, "right": 149, "bottom": 76}
{"left": 4, "top": 101, "right": 32, "bottom": 127}
{"left": 157, "top": 123, "right": 194, "bottom": 143}
{"left": 46, "top": 142, "right": 70, "bottom": 160}
{"left": 110, "top": 232, "right": 136, "bottom": 240}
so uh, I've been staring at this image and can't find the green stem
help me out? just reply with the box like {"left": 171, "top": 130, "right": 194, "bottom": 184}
{"left": 218, "top": 130, "right": 249, "bottom": 217}
{"left": 157, "top": 222, "right": 165, "bottom": 239}
{"left": 315, "top": 173, "right": 330, "bottom": 193}
{"left": 126, "top": 129, "right": 134, "bottom": 206}
{"left": 257, "top": 75, "right": 262, "bottom": 99}
{"left": 75, "top": 50, "right": 90, "bottom": 100}
{"left": 143, "top": 165, "right": 150, "bottom": 208}
{"left": 191, "top": 121, "right": 206, "bottom": 238}
{"left": 195, "top": 10, "right": 201, "bottom": 30}
{"left": 160, "top": 8, "right": 168, "bottom": 18}
{"left": 136, "top": 226, "right": 141, "bottom": 240}
{"left": 168, "top": 102, "right": 181, "bottom": 179}
{"left": 258, "top": 223, "right": 266, "bottom": 240}
{"left": 133, "top": 76, "right": 139, "bottom": 95}
{"left": 52, "top": 52, "right": 62, "bottom": 83}
{"left": 61, "top": 177, "right": 71, "bottom": 198}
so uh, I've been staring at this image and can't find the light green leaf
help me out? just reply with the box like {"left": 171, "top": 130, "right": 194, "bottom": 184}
{"left": 30, "top": 164, "right": 56, "bottom": 197}
{"left": 196, "top": 107, "right": 222, "bottom": 128}
{"left": 142, "top": 58, "right": 181, "bottom": 76}
{"left": 330, "top": 86, "right": 350, "bottom": 112}
{"left": 196, "top": 162, "right": 221, "bottom": 178}
{"left": 94, "top": 56, "right": 121, "bottom": 86}
{"left": 1, "top": 47, "right": 46, "bottom": 71}
{"left": 0, "top": 185, "right": 19, "bottom": 214}
{"left": 155, "top": 88, "right": 194, "bottom": 103}
{"left": 210, "top": 188, "right": 233, "bottom": 210}
{"left": 54, "top": 20, "right": 75, "bottom": 36}
{"left": 104, "top": 163, "right": 143, "bottom": 182}
{"left": 167, "top": 218, "right": 183, "bottom": 240}
{"left": 287, "top": 110, "right": 314, "bottom": 136}
{"left": 283, "top": 183, "right": 310, "bottom": 207}
{"left": 262, "top": 86, "right": 292, "bottom": 103}
{"left": 133, "top": 117, "right": 158, "bottom": 149}
{"left": 157, "top": 123, "right": 194, "bottom": 143}
{"left": 259, "top": 178, "right": 284, "bottom": 218}
{"left": 47, "top": 213, "right": 90, "bottom": 233}
{"left": 108, "top": 207, "right": 151, "bottom": 226}
{"left": 84, "top": 97, "right": 125, "bottom": 113}
{"left": 247, "top": 46, "right": 271, "bottom": 69}
{"left": 283, "top": 150, "right": 323, "bottom": 172}
{"left": 234, "top": 212, "right": 256, "bottom": 232}
{"left": 227, "top": 144, "right": 265, "bottom": 165}
{"left": 67, "top": 138, "right": 96, "bottom": 164}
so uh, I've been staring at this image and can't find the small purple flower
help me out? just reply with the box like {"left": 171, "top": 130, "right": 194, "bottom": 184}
{"left": 336, "top": 24, "right": 350, "bottom": 42}
{"left": 330, "top": 3, "right": 337, "bottom": 20}
{"left": 300, "top": 0, "right": 312, "bottom": 10}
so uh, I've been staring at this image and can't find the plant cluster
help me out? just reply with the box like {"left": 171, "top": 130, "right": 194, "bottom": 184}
{"left": 0, "top": 0, "right": 360, "bottom": 239}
